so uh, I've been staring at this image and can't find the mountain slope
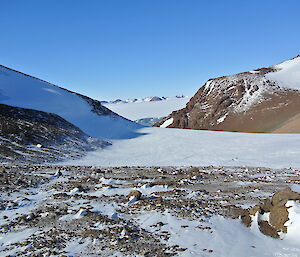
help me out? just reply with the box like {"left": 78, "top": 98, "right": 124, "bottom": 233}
{"left": 156, "top": 56, "right": 300, "bottom": 133}
{"left": 0, "top": 104, "right": 108, "bottom": 163}
{"left": 0, "top": 65, "right": 142, "bottom": 140}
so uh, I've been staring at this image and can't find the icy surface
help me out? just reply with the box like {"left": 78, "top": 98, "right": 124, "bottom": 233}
{"left": 267, "top": 56, "right": 300, "bottom": 90}
{"left": 66, "top": 127, "right": 300, "bottom": 168}
{"left": 0, "top": 66, "right": 141, "bottom": 140}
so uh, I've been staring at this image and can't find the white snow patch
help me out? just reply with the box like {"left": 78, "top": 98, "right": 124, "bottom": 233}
{"left": 267, "top": 56, "right": 300, "bottom": 91}
{"left": 283, "top": 200, "right": 300, "bottom": 244}
{"left": 217, "top": 113, "right": 228, "bottom": 124}
{"left": 160, "top": 118, "right": 174, "bottom": 128}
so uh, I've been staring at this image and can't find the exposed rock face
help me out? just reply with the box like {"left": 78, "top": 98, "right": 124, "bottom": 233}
{"left": 0, "top": 104, "right": 109, "bottom": 163}
{"left": 155, "top": 57, "right": 300, "bottom": 133}
{"left": 241, "top": 188, "right": 300, "bottom": 238}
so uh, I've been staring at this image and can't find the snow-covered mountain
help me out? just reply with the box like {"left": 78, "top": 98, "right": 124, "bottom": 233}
{"left": 0, "top": 65, "right": 142, "bottom": 140}
{"left": 156, "top": 55, "right": 300, "bottom": 133}
{"left": 103, "top": 96, "right": 190, "bottom": 126}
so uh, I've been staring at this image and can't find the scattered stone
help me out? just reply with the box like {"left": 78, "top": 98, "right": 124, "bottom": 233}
{"left": 128, "top": 190, "right": 142, "bottom": 201}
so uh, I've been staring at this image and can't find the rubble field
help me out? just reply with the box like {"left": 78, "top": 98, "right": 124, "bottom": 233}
{"left": 1, "top": 164, "right": 300, "bottom": 257}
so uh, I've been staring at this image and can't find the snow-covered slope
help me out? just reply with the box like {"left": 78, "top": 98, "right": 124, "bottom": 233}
{"left": 0, "top": 65, "right": 142, "bottom": 140}
{"left": 103, "top": 96, "right": 190, "bottom": 122}
{"left": 65, "top": 126, "right": 300, "bottom": 168}
{"left": 267, "top": 55, "right": 300, "bottom": 90}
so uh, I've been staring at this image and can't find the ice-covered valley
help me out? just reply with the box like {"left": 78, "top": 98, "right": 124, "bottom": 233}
{"left": 65, "top": 126, "right": 300, "bottom": 169}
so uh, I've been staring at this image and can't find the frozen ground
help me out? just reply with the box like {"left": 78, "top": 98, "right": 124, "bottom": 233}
{"left": 66, "top": 127, "right": 300, "bottom": 169}
{"left": 1, "top": 165, "right": 300, "bottom": 256}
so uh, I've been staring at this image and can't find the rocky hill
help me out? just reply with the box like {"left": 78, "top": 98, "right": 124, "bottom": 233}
{"left": 156, "top": 56, "right": 300, "bottom": 133}
{"left": 0, "top": 104, "right": 109, "bottom": 163}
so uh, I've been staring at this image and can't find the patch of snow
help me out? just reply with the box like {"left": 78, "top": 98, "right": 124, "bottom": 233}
{"left": 283, "top": 200, "right": 300, "bottom": 244}
{"left": 160, "top": 118, "right": 174, "bottom": 128}
{"left": 217, "top": 113, "right": 228, "bottom": 124}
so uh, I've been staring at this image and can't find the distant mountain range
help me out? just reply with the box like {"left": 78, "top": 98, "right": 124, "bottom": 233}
{"left": 102, "top": 96, "right": 190, "bottom": 126}
{"left": 156, "top": 55, "right": 300, "bottom": 133}
{"left": 101, "top": 95, "right": 185, "bottom": 105}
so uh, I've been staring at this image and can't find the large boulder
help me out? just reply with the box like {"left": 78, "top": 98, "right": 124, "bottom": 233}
{"left": 241, "top": 188, "right": 300, "bottom": 238}
{"left": 271, "top": 188, "right": 300, "bottom": 207}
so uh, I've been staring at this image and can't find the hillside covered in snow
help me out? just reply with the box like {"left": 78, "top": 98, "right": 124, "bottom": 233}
{"left": 156, "top": 55, "right": 300, "bottom": 133}
{"left": 0, "top": 65, "right": 142, "bottom": 140}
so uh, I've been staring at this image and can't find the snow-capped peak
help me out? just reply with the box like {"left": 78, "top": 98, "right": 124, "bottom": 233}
{"left": 266, "top": 55, "right": 300, "bottom": 91}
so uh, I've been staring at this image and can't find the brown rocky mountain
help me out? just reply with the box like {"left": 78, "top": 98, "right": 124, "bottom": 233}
{"left": 156, "top": 56, "right": 300, "bottom": 133}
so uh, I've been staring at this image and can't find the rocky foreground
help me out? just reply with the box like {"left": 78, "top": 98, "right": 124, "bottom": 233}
{"left": 1, "top": 165, "right": 300, "bottom": 256}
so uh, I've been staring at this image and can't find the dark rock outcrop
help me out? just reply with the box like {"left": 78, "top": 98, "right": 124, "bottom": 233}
{"left": 0, "top": 104, "right": 109, "bottom": 163}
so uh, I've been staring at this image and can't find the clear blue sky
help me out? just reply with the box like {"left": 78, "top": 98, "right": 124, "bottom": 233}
{"left": 1, "top": 0, "right": 300, "bottom": 100}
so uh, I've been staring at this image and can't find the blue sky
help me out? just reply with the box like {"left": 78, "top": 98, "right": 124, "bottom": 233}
{"left": 1, "top": 0, "right": 300, "bottom": 100}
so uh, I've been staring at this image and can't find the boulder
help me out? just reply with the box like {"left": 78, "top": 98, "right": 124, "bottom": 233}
{"left": 260, "top": 198, "right": 272, "bottom": 213}
{"left": 258, "top": 221, "right": 279, "bottom": 239}
{"left": 127, "top": 190, "right": 142, "bottom": 201}
{"left": 271, "top": 188, "right": 300, "bottom": 207}
{"left": 240, "top": 210, "right": 252, "bottom": 227}
{"left": 269, "top": 206, "right": 289, "bottom": 232}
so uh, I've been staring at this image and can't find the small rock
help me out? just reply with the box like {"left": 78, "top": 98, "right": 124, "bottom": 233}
{"left": 249, "top": 205, "right": 261, "bottom": 216}
{"left": 241, "top": 210, "right": 252, "bottom": 227}
{"left": 127, "top": 190, "right": 142, "bottom": 201}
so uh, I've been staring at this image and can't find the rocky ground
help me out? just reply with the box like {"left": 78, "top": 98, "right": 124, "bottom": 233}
{"left": 1, "top": 165, "right": 300, "bottom": 256}
{"left": 0, "top": 104, "right": 109, "bottom": 163}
